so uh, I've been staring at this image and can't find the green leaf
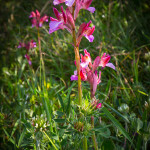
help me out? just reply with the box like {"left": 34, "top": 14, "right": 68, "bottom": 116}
{"left": 65, "top": 82, "right": 75, "bottom": 115}
{"left": 57, "top": 94, "right": 64, "bottom": 112}
{"left": 136, "top": 118, "right": 143, "bottom": 131}
{"left": 66, "top": 96, "right": 71, "bottom": 115}
{"left": 104, "top": 102, "right": 129, "bottom": 123}
{"left": 18, "top": 129, "right": 26, "bottom": 148}
{"left": 102, "top": 107, "right": 132, "bottom": 143}
{"left": 43, "top": 131, "right": 58, "bottom": 150}
{"left": 11, "top": 119, "right": 20, "bottom": 137}
{"left": 3, "top": 128, "right": 15, "bottom": 145}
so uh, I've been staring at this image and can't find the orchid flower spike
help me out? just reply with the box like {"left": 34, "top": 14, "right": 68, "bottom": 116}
{"left": 29, "top": 10, "right": 48, "bottom": 28}
{"left": 49, "top": 6, "right": 75, "bottom": 34}
{"left": 71, "top": 50, "right": 101, "bottom": 98}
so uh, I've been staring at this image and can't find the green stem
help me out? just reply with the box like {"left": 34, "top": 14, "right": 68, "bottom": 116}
{"left": 72, "top": 4, "right": 82, "bottom": 106}
{"left": 83, "top": 136, "right": 88, "bottom": 150}
{"left": 37, "top": 28, "right": 45, "bottom": 86}
{"left": 91, "top": 116, "right": 98, "bottom": 150}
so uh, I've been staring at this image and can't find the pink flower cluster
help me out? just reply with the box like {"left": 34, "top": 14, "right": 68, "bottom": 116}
{"left": 18, "top": 40, "right": 36, "bottom": 65}
{"left": 49, "top": 6, "right": 75, "bottom": 34}
{"left": 29, "top": 10, "right": 48, "bottom": 28}
{"left": 53, "top": 0, "right": 95, "bottom": 19}
{"left": 71, "top": 50, "right": 115, "bottom": 98}
{"left": 49, "top": 0, "right": 95, "bottom": 45}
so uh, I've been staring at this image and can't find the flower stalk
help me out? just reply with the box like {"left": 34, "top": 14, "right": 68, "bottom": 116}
{"left": 91, "top": 116, "right": 98, "bottom": 150}
{"left": 72, "top": 4, "right": 82, "bottom": 106}
{"left": 83, "top": 136, "right": 88, "bottom": 150}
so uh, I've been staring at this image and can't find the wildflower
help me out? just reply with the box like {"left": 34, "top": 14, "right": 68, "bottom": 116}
{"left": 18, "top": 42, "right": 25, "bottom": 48}
{"left": 70, "top": 69, "right": 87, "bottom": 81}
{"left": 87, "top": 70, "right": 101, "bottom": 98}
{"left": 25, "top": 40, "right": 36, "bottom": 51}
{"left": 49, "top": 6, "right": 75, "bottom": 34}
{"left": 76, "top": 21, "right": 95, "bottom": 46}
{"left": 25, "top": 54, "right": 32, "bottom": 65}
{"left": 18, "top": 40, "right": 36, "bottom": 51}
{"left": 80, "top": 49, "right": 92, "bottom": 68}
{"left": 53, "top": 0, "right": 75, "bottom": 6}
{"left": 99, "top": 53, "right": 115, "bottom": 70}
{"left": 71, "top": 50, "right": 101, "bottom": 98}
{"left": 71, "top": 50, "right": 115, "bottom": 97}
{"left": 74, "top": 0, "right": 95, "bottom": 19}
{"left": 18, "top": 40, "right": 36, "bottom": 65}
{"left": 29, "top": 10, "right": 48, "bottom": 28}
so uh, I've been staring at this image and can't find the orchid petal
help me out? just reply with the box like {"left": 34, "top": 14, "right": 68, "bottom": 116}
{"left": 65, "top": 0, "right": 75, "bottom": 6}
{"left": 85, "top": 35, "right": 94, "bottom": 42}
{"left": 92, "top": 73, "right": 98, "bottom": 97}
{"left": 87, "top": 7, "right": 95, "bottom": 13}
{"left": 70, "top": 75, "right": 78, "bottom": 81}
{"left": 49, "top": 21, "right": 63, "bottom": 34}
{"left": 53, "top": 0, "right": 65, "bottom": 5}
{"left": 92, "top": 56, "right": 100, "bottom": 72}
{"left": 106, "top": 63, "right": 116, "bottom": 70}
{"left": 80, "top": 62, "right": 89, "bottom": 68}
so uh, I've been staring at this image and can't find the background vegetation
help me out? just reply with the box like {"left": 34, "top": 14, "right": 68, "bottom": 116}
{"left": 0, "top": 0, "right": 150, "bottom": 149}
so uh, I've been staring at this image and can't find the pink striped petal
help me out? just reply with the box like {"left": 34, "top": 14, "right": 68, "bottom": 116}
{"left": 53, "top": 0, "right": 65, "bottom": 5}
{"left": 70, "top": 75, "right": 78, "bottom": 81}
{"left": 49, "top": 21, "right": 63, "bottom": 34}
{"left": 87, "top": 7, "right": 95, "bottom": 13}
{"left": 85, "top": 35, "right": 94, "bottom": 42}
{"left": 65, "top": 0, "right": 75, "bottom": 6}
{"left": 106, "top": 63, "right": 115, "bottom": 70}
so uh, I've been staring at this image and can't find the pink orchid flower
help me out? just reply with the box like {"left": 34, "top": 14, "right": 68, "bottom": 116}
{"left": 87, "top": 70, "right": 101, "bottom": 98}
{"left": 71, "top": 50, "right": 115, "bottom": 98}
{"left": 80, "top": 49, "right": 92, "bottom": 68}
{"left": 49, "top": 6, "right": 75, "bottom": 34}
{"left": 70, "top": 68, "right": 87, "bottom": 81}
{"left": 53, "top": 0, "right": 75, "bottom": 6}
{"left": 25, "top": 40, "right": 36, "bottom": 51}
{"left": 25, "top": 54, "right": 32, "bottom": 65}
{"left": 71, "top": 50, "right": 101, "bottom": 98}
{"left": 76, "top": 20, "right": 95, "bottom": 46}
{"left": 74, "top": 0, "right": 95, "bottom": 19}
{"left": 18, "top": 40, "right": 36, "bottom": 65}
{"left": 18, "top": 40, "right": 36, "bottom": 51}
{"left": 99, "top": 53, "right": 115, "bottom": 70}
{"left": 29, "top": 10, "right": 48, "bottom": 28}
{"left": 18, "top": 42, "right": 25, "bottom": 48}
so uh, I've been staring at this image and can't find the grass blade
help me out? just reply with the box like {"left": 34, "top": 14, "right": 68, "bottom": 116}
{"left": 104, "top": 102, "right": 129, "bottom": 123}
{"left": 43, "top": 131, "right": 58, "bottom": 150}
{"left": 57, "top": 94, "right": 64, "bottom": 112}
{"left": 18, "top": 129, "right": 26, "bottom": 148}
{"left": 102, "top": 107, "right": 132, "bottom": 143}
